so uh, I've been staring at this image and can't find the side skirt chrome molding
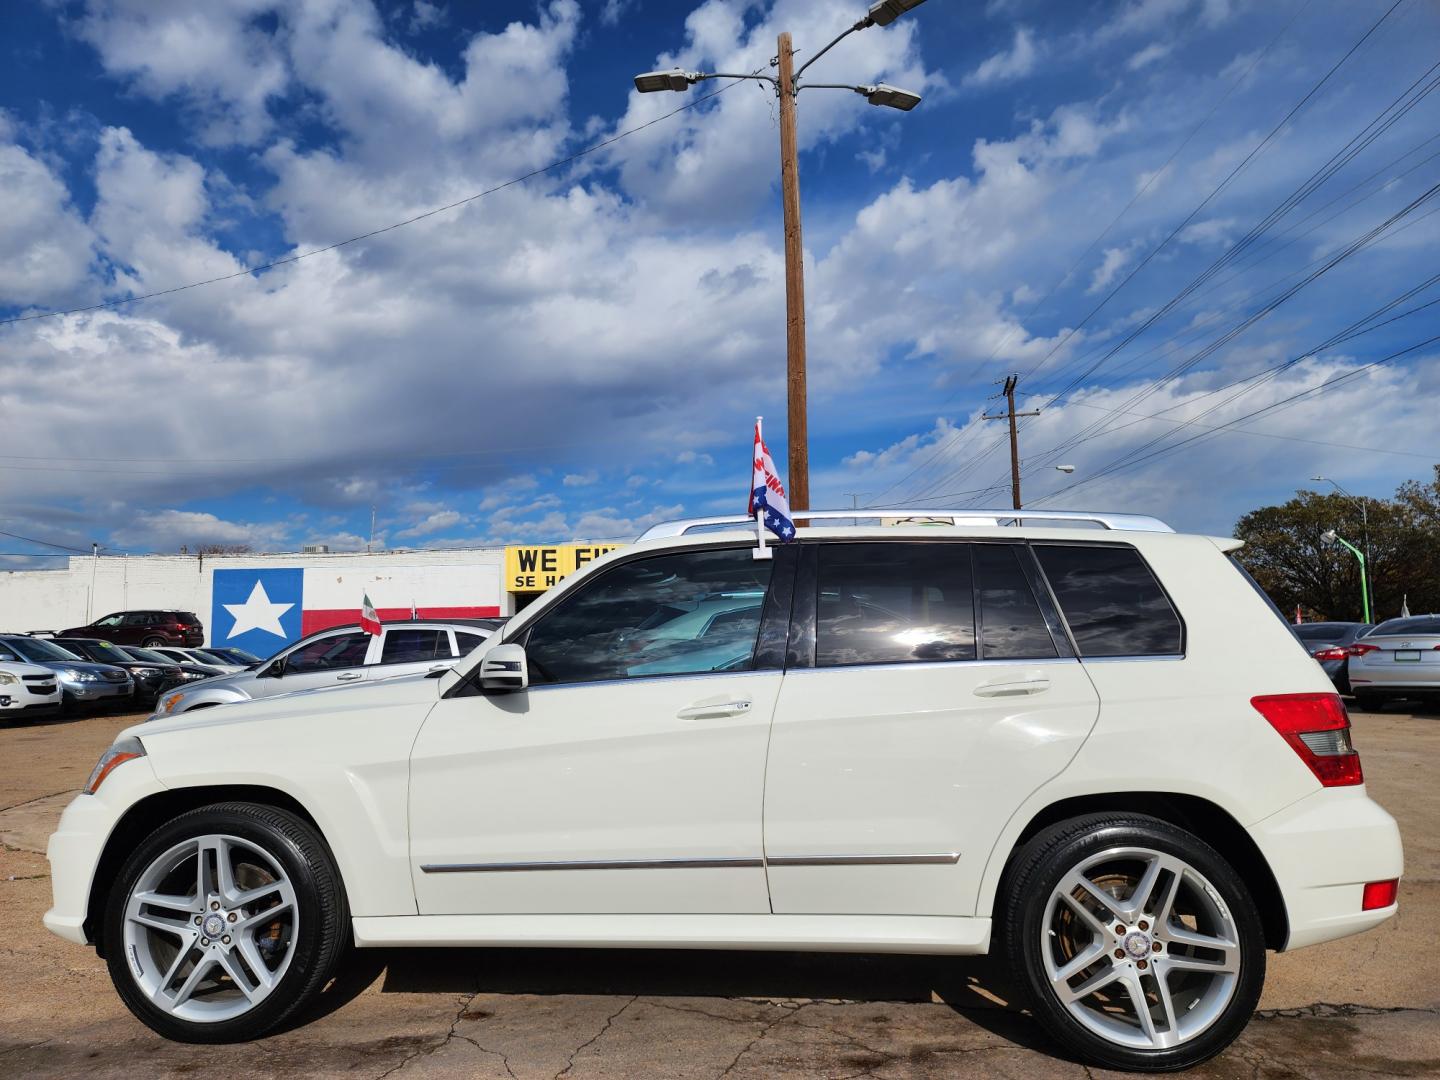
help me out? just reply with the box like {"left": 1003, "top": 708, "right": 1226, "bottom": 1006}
{"left": 419, "top": 852, "right": 959, "bottom": 874}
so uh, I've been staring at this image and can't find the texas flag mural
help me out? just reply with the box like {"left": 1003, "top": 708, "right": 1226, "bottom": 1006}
{"left": 211, "top": 565, "right": 501, "bottom": 655}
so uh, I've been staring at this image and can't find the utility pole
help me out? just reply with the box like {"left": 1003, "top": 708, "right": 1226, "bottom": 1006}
{"left": 984, "top": 375, "right": 1040, "bottom": 511}
{"left": 777, "top": 31, "right": 809, "bottom": 512}
{"left": 632, "top": 2, "right": 930, "bottom": 513}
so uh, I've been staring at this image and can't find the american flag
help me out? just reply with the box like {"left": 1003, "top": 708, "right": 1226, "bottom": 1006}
{"left": 749, "top": 418, "right": 796, "bottom": 542}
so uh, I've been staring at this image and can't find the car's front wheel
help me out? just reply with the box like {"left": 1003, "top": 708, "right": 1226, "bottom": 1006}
{"left": 103, "top": 802, "right": 348, "bottom": 1042}
{"left": 1001, "top": 813, "right": 1265, "bottom": 1072}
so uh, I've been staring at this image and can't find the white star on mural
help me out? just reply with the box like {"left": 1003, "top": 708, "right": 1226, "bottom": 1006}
{"left": 224, "top": 580, "right": 294, "bottom": 639}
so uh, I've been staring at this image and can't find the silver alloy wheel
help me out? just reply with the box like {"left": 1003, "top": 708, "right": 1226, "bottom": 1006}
{"left": 1041, "top": 845, "right": 1241, "bottom": 1051}
{"left": 121, "top": 833, "right": 299, "bottom": 1023}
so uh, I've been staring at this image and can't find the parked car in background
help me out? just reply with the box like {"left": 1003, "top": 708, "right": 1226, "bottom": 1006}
{"left": 52, "top": 638, "right": 182, "bottom": 707}
{"left": 150, "top": 647, "right": 245, "bottom": 675}
{"left": 117, "top": 647, "right": 219, "bottom": 694}
{"left": 151, "top": 619, "right": 497, "bottom": 716}
{"left": 1348, "top": 614, "right": 1440, "bottom": 708}
{"left": 54, "top": 511, "right": 1401, "bottom": 1070}
{"left": 0, "top": 658, "right": 61, "bottom": 720}
{"left": 0, "top": 635, "right": 132, "bottom": 711}
{"left": 196, "top": 647, "right": 263, "bottom": 667}
{"left": 1293, "top": 621, "right": 1373, "bottom": 695}
{"left": 58, "top": 611, "right": 204, "bottom": 648}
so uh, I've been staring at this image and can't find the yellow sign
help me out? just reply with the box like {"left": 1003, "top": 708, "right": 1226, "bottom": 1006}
{"left": 504, "top": 544, "right": 622, "bottom": 592}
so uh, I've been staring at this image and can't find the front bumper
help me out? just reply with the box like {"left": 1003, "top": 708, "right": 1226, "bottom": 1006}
{"left": 44, "top": 757, "right": 166, "bottom": 945}
{"left": 1249, "top": 785, "right": 1403, "bottom": 951}
{"left": 63, "top": 680, "right": 133, "bottom": 702}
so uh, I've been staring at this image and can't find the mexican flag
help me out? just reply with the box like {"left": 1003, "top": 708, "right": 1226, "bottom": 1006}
{"left": 360, "top": 592, "right": 382, "bottom": 636}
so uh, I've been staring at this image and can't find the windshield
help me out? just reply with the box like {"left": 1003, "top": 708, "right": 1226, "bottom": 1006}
{"left": 122, "top": 647, "right": 171, "bottom": 664}
{"left": 213, "top": 647, "right": 261, "bottom": 663}
{"left": 4, "top": 637, "right": 84, "bottom": 662}
{"left": 191, "top": 650, "right": 233, "bottom": 664}
{"left": 1295, "top": 624, "right": 1348, "bottom": 642}
{"left": 71, "top": 640, "right": 132, "bottom": 661}
{"left": 1370, "top": 616, "right": 1440, "bottom": 636}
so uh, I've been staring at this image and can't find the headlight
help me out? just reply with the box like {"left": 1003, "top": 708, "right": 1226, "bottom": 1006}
{"left": 130, "top": 667, "right": 159, "bottom": 678}
{"left": 84, "top": 737, "right": 145, "bottom": 795}
{"left": 158, "top": 690, "right": 188, "bottom": 713}
{"left": 63, "top": 668, "right": 99, "bottom": 682}
{"left": 0, "top": 672, "right": 16, "bottom": 686}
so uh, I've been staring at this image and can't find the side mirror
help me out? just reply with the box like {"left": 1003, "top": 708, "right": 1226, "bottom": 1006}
{"left": 479, "top": 643, "right": 529, "bottom": 692}
{"left": 262, "top": 657, "right": 285, "bottom": 679}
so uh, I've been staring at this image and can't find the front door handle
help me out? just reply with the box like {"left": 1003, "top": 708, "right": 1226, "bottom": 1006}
{"left": 973, "top": 677, "right": 1050, "bottom": 698}
{"left": 677, "top": 698, "right": 753, "bottom": 720}
{"left": 336, "top": 672, "right": 364, "bottom": 682}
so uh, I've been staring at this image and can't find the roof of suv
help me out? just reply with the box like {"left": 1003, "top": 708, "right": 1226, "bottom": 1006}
{"left": 636, "top": 508, "right": 1176, "bottom": 540}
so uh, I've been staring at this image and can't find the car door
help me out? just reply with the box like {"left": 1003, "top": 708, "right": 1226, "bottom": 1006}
{"left": 90, "top": 613, "right": 127, "bottom": 640}
{"left": 250, "top": 630, "right": 373, "bottom": 698}
{"left": 763, "top": 540, "right": 1100, "bottom": 917}
{"left": 408, "top": 544, "right": 793, "bottom": 916}
{"left": 365, "top": 626, "right": 456, "bottom": 682}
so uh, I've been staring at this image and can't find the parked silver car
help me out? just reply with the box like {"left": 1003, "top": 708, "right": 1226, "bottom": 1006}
{"left": 1349, "top": 614, "right": 1440, "bottom": 707}
{"left": 0, "top": 634, "right": 133, "bottom": 710}
{"left": 151, "top": 620, "right": 498, "bottom": 716}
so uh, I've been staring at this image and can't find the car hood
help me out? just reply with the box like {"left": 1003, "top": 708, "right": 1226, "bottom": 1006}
{"left": 0, "top": 660, "right": 58, "bottom": 678}
{"left": 128, "top": 670, "right": 443, "bottom": 738}
{"left": 34, "top": 660, "right": 129, "bottom": 676}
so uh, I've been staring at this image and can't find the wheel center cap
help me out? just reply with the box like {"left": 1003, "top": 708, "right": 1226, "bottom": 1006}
{"left": 1123, "top": 930, "right": 1151, "bottom": 959}
{"left": 202, "top": 913, "right": 227, "bottom": 938}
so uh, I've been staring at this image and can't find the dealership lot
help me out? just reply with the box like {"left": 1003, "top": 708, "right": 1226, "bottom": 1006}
{"left": 1, "top": 706, "right": 1435, "bottom": 1078}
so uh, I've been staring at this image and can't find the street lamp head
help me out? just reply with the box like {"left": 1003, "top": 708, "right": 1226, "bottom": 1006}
{"left": 1055, "top": 464, "right": 1076, "bottom": 474}
{"left": 1321, "top": 529, "right": 1337, "bottom": 544}
{"left": 867, "top": 0, "right": 928, "bottom": 27}
{"left": 859, "top": 83, "right": 922, "bottom": 110}
{"left": 1311, "top": 475, "right": 1327, "bottom": 482}
{"left": 633, "top": 69, "right": 699, "bottom": 93}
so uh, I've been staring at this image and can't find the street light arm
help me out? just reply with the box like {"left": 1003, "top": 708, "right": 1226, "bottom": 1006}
{"left": 695, "top": 72, "right": 779, "bottom": 87}
{"left": 794, "top": 20, "right": 868, "bottom": 80}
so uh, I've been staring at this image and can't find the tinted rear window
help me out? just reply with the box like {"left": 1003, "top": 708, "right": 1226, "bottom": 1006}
{"left": 1370, "top": 616, "right": 1440, "bottom": 636}
{"left": 974, "top": 545, "right": 1057, "bottom": 660}
{"left": 1034, "top": 544, "right": 1183, "bottom": 657}
{"left": 1295, "top": 624, "right": 1346, "bottom": 642}
{"left": 817, "top": 543, "right": 976, "bottom": 667}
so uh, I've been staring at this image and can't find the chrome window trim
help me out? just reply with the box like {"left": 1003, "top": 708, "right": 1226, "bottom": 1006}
{"left": 1079, "top": 655, "right": 1186, "bottom": 664}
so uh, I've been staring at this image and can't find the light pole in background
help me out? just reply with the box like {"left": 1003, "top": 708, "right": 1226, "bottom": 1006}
{"left": 634, "top": 0, "right": 929, "bottom": 510}
{"left": 1321, "top": 528, "right": 1372, "bottom": 624}
{"left": 1312, "top": 475, "right": 1374, "bottom": 621}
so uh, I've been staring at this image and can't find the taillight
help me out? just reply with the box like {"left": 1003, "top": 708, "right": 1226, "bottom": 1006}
{"left": 1311, "top": 647, "right": 1348, "bottom": 661}
{"left": 1251, "top": 693, "right": 1363, "bottom": 787}
{"left": 1362, "top": 879, "right": 1398, "bottom": 910}
{"left": 1348, "top": 642, "right": 1379, "bottom": 656}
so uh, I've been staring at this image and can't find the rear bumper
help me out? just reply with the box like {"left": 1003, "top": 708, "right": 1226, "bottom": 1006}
{"left": 1249, "top": 786, "right": 1403, "bottom": 951}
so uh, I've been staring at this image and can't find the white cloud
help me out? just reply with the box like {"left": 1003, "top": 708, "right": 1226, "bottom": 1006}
{"left": 1127, "top": 41, "right": 1172, "bottom": 71}
{"left": 0, "top": 135, "right": 95, "bottom": 306}
{"left": 964, "top": 27, "right": 1038, "bottom": 88}
{"left": 1087, "top": 242, "right": 1139, "bottom": 294}
{"left": 110, "top": 509, "right": 291, "bottom": 550}
{"left": 396, "top": 509, "right": 464, "bottom": 538}
{"left": 563, "top": 471, "right": 598, "bottom": 486}
{"left": 600, "top": 0, "right": 634, "bottom": 27}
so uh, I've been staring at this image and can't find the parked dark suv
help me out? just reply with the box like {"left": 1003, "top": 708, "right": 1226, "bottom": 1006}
{"left": 58, "top": 610, "right": 204, "bottom": 648}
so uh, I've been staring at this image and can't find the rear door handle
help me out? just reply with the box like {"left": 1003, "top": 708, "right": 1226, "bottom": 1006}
{"left": 336, "top": 672, "right": 364, "bottom": 682}
{"left": 677, "top": 698, "right": 753, "bottom": 720}
{"left": 973, "top": 677, "right": 1050, "bottom": 698}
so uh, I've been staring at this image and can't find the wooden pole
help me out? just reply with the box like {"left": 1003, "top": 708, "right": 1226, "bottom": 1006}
{"left": 984, "top": 375, "right": 1040, "bottom": 511}
{"left": 776, "top": 32, "right": 809, "bottom": 512}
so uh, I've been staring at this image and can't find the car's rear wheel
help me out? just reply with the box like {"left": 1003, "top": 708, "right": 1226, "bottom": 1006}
{"left": 1001, "top": 814, "right": 1264, "bottom": 1072}
{"left": 1352, "top": 692, "right": 1382, "bottom": 712}
{"left": 142, "top": 636, "right": 166, "bottom": 648}
{"left": 104, "top": 803, "right": 348, "bottom": 1042}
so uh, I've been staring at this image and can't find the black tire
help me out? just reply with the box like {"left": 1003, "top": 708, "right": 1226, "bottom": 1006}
{"left": 999, "top": 813, "right": 1265, "bottom": 1072}
{"left": 1352, "top": 692, "right": 1381, "bottom": 713}
{"left": 142, "top": 636, "right": 166, "bottom": 648}
{"left": 103, "top": 802, "right": 349, "bottom": 1042}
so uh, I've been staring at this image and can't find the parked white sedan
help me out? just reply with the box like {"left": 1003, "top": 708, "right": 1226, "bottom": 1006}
{"left": 0, "top": 659, "right": 62, "bottom": 719}
{"left": 45, "top": 511, "right": 1402, "bottom": 1071}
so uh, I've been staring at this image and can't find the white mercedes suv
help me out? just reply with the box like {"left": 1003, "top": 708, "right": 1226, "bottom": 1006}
{"left": 44, "top": 511, "right": 1402, "bottom": 1071}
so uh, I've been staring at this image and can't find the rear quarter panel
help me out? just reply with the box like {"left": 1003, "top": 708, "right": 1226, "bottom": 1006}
{"left": 975, "top": 531, "right": 1333, "bottom": 914}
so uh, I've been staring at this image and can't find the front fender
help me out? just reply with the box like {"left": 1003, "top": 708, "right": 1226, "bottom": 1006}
{"left": 153, "top": 685, "right": 250, "bottom": 718}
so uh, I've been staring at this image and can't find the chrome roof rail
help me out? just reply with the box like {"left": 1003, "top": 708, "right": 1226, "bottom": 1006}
{"left": 636, "top": 509, "right": 1174, "bottom": 540}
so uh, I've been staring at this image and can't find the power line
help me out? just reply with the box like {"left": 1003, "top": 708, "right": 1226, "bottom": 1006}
{"left": 0, "top": 528, "right": 95, "bottom": 554}
{"left": 0, "top": 76, "right": 755, "bottom": 328}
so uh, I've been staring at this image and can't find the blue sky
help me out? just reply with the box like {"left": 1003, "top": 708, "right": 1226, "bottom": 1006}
{"left": 2, "top": 0, "right": 1438, "bottom": 565}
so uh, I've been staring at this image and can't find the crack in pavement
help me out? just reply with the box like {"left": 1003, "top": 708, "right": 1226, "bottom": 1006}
{"left": 0, "top": 790, "right": 74, "bottom": 815}
{"left": 554, "top": 995, "right": 637, "bottom": 1080}
{"left": 1254, "top": 1001, "right": 1439, "bottom": 1020}
{"left": 373, "top": 988, "right": 484, "bottom": 1080}
{"left": 716, "top": 999, "right": 817, "bottom": 1079}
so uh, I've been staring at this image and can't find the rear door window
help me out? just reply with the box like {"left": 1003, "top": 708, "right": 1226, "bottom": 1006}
{"left": 285, "top": 632, "right": 371, "bottom": 672}
{"left": 455, "top": 631, "right": 487, "bottom": 656}
{"left": 974, "top": 545, "right": 1058, "bottom": 660}
{"left": 1034, "top": 544, "right": 1183, "bottom": 657}
{"left": 816, "top": 543, "right": 976, "bottom": 667}
{"left": 380, "top": 629, "right": 446, "bottom": 664}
